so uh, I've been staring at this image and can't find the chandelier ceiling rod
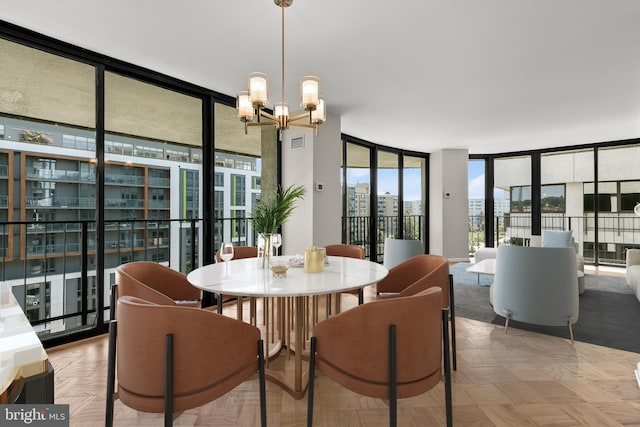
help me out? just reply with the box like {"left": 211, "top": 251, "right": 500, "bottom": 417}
{"left": 281, "top": 0, "right": 285, "bottom": 123}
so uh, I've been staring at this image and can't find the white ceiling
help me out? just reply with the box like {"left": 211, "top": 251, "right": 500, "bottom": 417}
{"left": 2, "top": 0, "right": 640, "bottom": 154}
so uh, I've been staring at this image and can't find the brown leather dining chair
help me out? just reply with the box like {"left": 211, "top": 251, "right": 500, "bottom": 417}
{"left": 307, "top": 287, "right": 452, "bottom": 427}
{"left": 376, "top": 254, "right": 457, "bottom": 370}
{"left": 106, "top": 295, "right": 266, "bottom": 427}
{"left": 114, "top": 261, "right": 201, "bottom": 310}
{"left": 324, "top": 244, "right": 365, "bottom": 309}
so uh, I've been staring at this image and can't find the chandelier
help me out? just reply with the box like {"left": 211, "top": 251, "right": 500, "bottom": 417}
{"left": 236, "top": 0, "right": 326, "bottom": 135}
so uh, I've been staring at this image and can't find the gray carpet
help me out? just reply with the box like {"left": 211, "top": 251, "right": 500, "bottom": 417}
{"left": 451, "top": 263, "right": 640, "bottom": 353}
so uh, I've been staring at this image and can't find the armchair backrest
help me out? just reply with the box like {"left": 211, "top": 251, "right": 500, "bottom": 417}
{"left": 215, "top": 246, "right": 258, "bottom": 263}
{"left": 312, "top": 287, "right": 443, "bottom": 399}
{"left": 492, "top": 246, "right": 579, "bottom": 326}
{"left": 398, "top": 255, "right": 450, "bottom": 306}
{"left": 116, "top": 295, "right": 262, "bottom": 413}
{"left": 116, "top": 261, "right": 201, "bottom": 306}
{"left": 324, "top": 244, "right": 364, "bottom": 259}
{"left": 377, "top": 254, "right": 450, "bottom": 307}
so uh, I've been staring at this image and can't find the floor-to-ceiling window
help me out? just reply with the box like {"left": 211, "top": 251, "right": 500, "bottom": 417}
{"left": 403, "top": 155, "right": 426, "bottom": 240}
{"left": 468, "top": 159, "right": 486, "bottom": 254}
{"left": 343, "top": 142, "right": 371, "bottom": 257}
{"left": 0, "top": 37, "right": 97, "bottom": 339}
{"left": 540, "top": 148, "right": 594, "bottom": 259}
{"left": 0, "top": 25, "right": 283, "bottom": 345}
{"left": 594, "top": 144, "right": 640, "bottom": 263}
{"left": 103, "top": 71, "right": 204, "bottom": 312}
{"left": 212, "top": 103, "right": 274, "bottom": 253}
{"left": 376, "top": 150, "right": 399, "bottom": 261}
{"left": 473, "top": 142, "right": 640, "bottom": 266}
{"left": 493, "top": 155, "right": 531, "bottom": 245}
{"left": 342, "top": 137, "right": 428, "bottom": 260}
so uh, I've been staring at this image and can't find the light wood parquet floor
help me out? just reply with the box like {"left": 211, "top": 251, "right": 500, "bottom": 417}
{"left": 48, "top": 267, "right": 640, "bottom": 426}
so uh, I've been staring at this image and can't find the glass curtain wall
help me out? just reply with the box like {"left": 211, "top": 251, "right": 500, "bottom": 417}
{"left": 103, "top": 72, "right": 204, "bottom": 319}
{"left": 403, "top": 155, "right": 426, "bottom": 241}
{"left": 468, "top": 159, "right": 486, "bottom": 254}
{"left": 540, "top": 149, "right": 594, "bottom": 259}
{"left": 0, "top": 37, "right": 97, "bottom": 338}
{"left": 344, "top": 142, "right": 371, "bottom": 257}
{"left": 213, "top": 103, "right": 273, "bottom": 254}
{"left": 475, "top": 145, "right": 640, "bottom": 265}
{"left": 377, "top": 150, "right": 399, "bottom": 261}
{"left": 595, "top": 144, "right": 640, "bottom": 263}
{"left": 343, "top": 140, "right": 427, "bottom": 260}
{"left": 494, "top": 155, "right": 531, "bottom": 245}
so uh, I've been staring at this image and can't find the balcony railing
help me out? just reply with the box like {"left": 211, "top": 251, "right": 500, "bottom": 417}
{"left": 104, "top": 199, "right": 144, "bottom": 209}
{"left": 25, "top": 196, "right": 96, "bottom": 208}
{"left": 469, "top": 213, "right": 640, "bottom": 265}
{"left": 105, "top": 174, "right": 145, "bottom": 186}
{"left": 0, "top": 218, "right": 202, "bottom": 344}
{"left": 344, "top": 215, "right": 424, "bottom": 262}
{"left": 2, "top": 214, "right": 423, "bottom": 344}
{"left": 26, "top": 168, "right": 93, "bottom": 182}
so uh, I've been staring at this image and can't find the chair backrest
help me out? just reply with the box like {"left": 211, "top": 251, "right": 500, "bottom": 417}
{"left": 116, "top": 261, "right": 201, "bottom": 306}
{"left": 398, "top": 254, "right": 450, "bottom": 307}
{"left": 382, "top": 238, "right": 424, "bottom": 268}
{"left": 116, "top": 295, "right": 261, "bottom": 413}
{"left": 312, "top": 287, "right": 442, "bottom": 399}
{"left": 492, "top": 245, "right": 579, "bottom": 326}
{"left": 376, "top": 254, "right": 450, "bottom": 306}
{"left": 324, "top": 244, "right": 364, "bottom": 259}
{"left": 215, "top": 246, "right": 258, "bottom": 263}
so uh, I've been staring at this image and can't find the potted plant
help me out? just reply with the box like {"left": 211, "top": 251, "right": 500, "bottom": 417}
{"left": 250, "top": 184, "right": 306, "bottom": 266}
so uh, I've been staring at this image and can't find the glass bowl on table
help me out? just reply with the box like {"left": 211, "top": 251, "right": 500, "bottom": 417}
{"left": 270, "top": 260, "right": 289, "bottom": 278}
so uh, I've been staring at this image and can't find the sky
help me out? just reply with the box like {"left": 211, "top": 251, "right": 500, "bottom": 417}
{"left": 346, "top": 160, "right": 511, "bottom": 202}
{"left": 347, "top": 168, "right": 423, "bottom": 201}
{"left": 468, "top": 160, "right": 485, "bottom": 199}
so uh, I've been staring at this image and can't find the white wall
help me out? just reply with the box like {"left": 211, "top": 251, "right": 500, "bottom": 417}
{"left": 429, "top": 149, "right": 469, "bottom": 261}
{"left": 281, "top": 112, "right": 342, "bottom": 255}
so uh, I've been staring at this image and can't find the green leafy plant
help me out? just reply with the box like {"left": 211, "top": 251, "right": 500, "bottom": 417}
{"left": 250, "top": 184, "right": 306, "bottom": 234}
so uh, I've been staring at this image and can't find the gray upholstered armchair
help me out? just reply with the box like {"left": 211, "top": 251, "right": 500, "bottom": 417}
{"left": 490, "top": 245, "right": 579, "bottom": 342}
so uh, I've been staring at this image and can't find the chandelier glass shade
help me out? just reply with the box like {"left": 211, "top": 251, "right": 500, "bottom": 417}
{"left": 236, "top": 0, "right": 326, "bottom": 134}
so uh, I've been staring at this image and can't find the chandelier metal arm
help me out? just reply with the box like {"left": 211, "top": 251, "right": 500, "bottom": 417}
{"left": 258, "top": 109, "right": 277, "bottom": 122}
{"left": 288, "top": 111, "right": 312, "bottom": 123}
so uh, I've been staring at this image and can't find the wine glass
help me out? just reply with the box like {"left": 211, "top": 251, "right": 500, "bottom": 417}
{"left": 271, "top": 233, "right": 282, "bottom": 256}
{"left": 220, "top": 242, "right": 234, "bottom": 276}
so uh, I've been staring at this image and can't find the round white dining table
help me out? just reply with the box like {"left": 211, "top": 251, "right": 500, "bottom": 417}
{"left": 187, "top": 255, "right": 388, "bottom": 398}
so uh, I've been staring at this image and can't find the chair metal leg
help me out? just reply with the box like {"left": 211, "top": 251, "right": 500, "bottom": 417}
{"left": 110, "top": 284, "right": 118, "bottom": 320}
{"left": 448, "top": 274, "right": 457, "bottom": 371}
{"left": 307, "top": 337, "right": 317, "bottom": 427}
{"left": 105, "top": 320, "right": 117, "bottom": 427}
{"left": 258, "top": 340, "right": 267, "bottom": 427}
{"left": 165, "top": 334, "right": 174, "bottom": 427}
{"left": 441, "top": 310, "right": 453, "bottom": 427}
{"left": 568, "top": 320, "right": 574, "bottom": 344}
{"left": 389, "top": 325, "right": 397, "bottom": 427}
